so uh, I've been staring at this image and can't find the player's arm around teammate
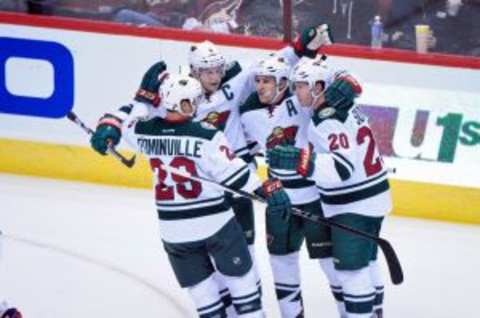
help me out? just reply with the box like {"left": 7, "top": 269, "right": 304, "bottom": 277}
{"left": 240, "top": 55, "right": 353, "bottom": 318}
{"left": 90, "top": 74, "right": 293, "bottom": 318}
{"left": 267, "top": 57, "right": 391, "bottom": 318}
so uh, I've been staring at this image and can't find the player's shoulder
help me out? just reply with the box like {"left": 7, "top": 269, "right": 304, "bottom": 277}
{"left": 239, "top": 92, "right": 264, "bottom": 115}
{"left": 311, "top": 106, "right": 341, "bottom": 126}
{"left": 184, "top": 121, "right": 219, "bottom": 140}
{"left": 312, "top": 106, "right": 366, "bottom": 135}
{"left": 133, "top": 117, "right": 162, "bottom": 135}
{"left": 221, "top": 61, "right": 243, "bottom": 85}
{"left": 311, "top": 104, "right": 359, "bottom": 127}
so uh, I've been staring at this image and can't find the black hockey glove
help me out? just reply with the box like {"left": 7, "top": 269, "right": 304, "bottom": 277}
{"left": 267, "top": 145, "right": 316, "bottom": 178}
{"left": 255, "top": 178, "right": 292, "bottom": 222}
{"left": 90, "top": 114, "right": 122, "bottom": 155}
{"left": 323, "top": 74, "right": 362, "bottom": 112}
{"left": 294, "top": 24, "right": 333, "bottom": 58}
{"left": 134, "top": 61, "right": 168, "bottom": 107}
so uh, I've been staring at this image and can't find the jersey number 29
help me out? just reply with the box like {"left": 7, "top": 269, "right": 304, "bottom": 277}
{"left": 150, "top": 157, "right": 203, "bottom": 200}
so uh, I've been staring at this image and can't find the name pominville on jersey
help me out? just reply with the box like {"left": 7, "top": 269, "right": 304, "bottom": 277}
{"left": 137, "top": 137, "right": 202, "bottom": 158}
{"left": 122, "top": 117, "right": 259, "bottom": 244}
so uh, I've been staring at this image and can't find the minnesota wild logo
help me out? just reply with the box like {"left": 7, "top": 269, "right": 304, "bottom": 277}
{"left": 266, "top": 126, "right": 299, "bottom": 149}
{"left": 202, "top": 110, "right": 231, "bottom": 131}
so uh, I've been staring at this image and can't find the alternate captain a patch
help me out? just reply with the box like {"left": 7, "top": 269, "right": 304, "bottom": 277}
{"left": 202, "top": 110, "right": 231, "bottom": 131}
{"left": 266, "top": 126, "right": 299, "bottom": 149}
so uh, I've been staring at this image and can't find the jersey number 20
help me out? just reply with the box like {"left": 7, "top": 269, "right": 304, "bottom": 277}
{"left": 150, "top": 157, "right": 203, "bottom": 200}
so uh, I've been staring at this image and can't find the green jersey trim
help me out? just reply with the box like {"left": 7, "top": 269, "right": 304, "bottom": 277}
{"left": 221, "top": 61, "right": 242, "bottom": 85}
{"left": 319, "top": 179, "right": 390, "bottom": 205}
{"left": 157, "top": 201, "right": 230, "bottom": 220}
{"left": 135, "top": 118, "right": 218, "bottom": 140}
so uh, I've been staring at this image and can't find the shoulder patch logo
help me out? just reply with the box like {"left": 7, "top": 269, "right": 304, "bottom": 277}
{"left": 202, "top": 110, "right": 231, "bottom": 131}
{"left": 200, "top": 121, "right": 216, "bottom": 130}
{"left": 318, "top": 107, "right": 336, "bottom": 119}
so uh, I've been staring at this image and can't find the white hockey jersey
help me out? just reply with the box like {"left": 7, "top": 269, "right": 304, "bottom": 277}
{"left": 122, "top": 117, "right": 260, "bottom": 243}
{"left": 193, "top": 46, "right": 300, "bottom": 162}
{"left": 240, "top": 92, "right": 319, "bottom": 205}
{"left": 193, "top": 61, "right": 254, "bottom": 160}
{"left": 308, "top": 106, "right": 393, "bottom": 218}
{"left": 115, "top": 47, "right": 300, "bottom": 164}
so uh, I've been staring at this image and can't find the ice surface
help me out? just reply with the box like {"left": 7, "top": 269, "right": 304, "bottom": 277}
{"left": 0, "top": 174, "right": 478, "bottom": 317}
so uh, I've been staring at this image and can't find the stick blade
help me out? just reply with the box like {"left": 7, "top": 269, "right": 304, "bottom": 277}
{"left": 122, "top": 154, "right": 136, "bottom": 168}
{"left": 66, "top": 111, "right": 77, "bottom": 121}
{"left": 378, "top": 238, "right": 404, "bottom": 285}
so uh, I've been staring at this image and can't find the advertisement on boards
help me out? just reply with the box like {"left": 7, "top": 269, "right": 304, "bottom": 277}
{"left": 0, "top": 15, "right": 479, "bottom": 222}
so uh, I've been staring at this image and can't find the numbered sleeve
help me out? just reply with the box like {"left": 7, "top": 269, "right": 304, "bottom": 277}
{"left": 200, "top": 131, "right": 261, "bottom": 193}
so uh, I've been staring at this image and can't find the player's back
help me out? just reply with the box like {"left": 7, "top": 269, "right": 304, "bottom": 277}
{"left": 124, "top": 117, "right": 239, "bottom": 243}
{"left": 308, "top": 106, "right": 392, "bottom": 217}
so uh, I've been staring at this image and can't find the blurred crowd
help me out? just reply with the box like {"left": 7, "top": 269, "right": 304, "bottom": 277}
{"left": 0, "top": 0, "right": 478, "bottom": 57}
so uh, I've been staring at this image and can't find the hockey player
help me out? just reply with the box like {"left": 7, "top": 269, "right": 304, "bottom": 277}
{"left": 90, "top": 74, "right": 293, "bottom": 317}
{"left": 240, "top": 56, "right": 349, "bottom": 317}
{"left": 267, "top": 57, "right": 391, "bottom": 318}
{"left": 132, "top": 24, "right": 334, "bottom": 315}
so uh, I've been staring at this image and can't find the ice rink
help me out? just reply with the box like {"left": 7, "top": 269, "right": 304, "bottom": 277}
{"left": 1, "top": 173, "right": 479, "bottom": 317}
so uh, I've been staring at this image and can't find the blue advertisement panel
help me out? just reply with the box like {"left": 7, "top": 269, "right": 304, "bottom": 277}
{"left": 0, "top": 37, "right": 74, "bottom": 118}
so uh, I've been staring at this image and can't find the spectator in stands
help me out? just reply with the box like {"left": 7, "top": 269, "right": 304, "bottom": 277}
{"left": 112, "top": 0, "right": 196, "bottom": 28}
{"left": 435, "top": 0, "right": 480, "bottom": 56}
{"left": 235, "top": 0, "right": 283, "bottom": 38}
{"left": 379, "top": 0, "right": 428, "bottom": 50}
{"left": 112, "top": 0, "right": 242, "bottom": 33}
{"left": 183, "top": 0, "right": 242, "bottom": 34}
{"left": 293, "top": 0, "right": 380, "bottom": 45}
{"left": 381, "top": 0, "right": 480, "bottom": 55}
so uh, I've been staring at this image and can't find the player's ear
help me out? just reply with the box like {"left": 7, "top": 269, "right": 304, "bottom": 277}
{"left": 313, "top": 80, "right": 325, "bottom": 95}
{"left": 278, "top": 78, "right": 288, "bottom": 91}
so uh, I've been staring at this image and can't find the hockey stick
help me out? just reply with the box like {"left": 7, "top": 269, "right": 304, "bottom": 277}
{"left": 160, "top": 163, "right": 404, "bottom": 285}
{"left": 66, "top": 112, "right": 136, "bottom": 168}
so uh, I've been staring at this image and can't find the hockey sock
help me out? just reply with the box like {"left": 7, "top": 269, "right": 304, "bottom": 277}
{"left": 368, "top": 261, "right": 384, "bottom": 316}
{"left": 248, "top": 244, "right": 263, "bottom": 297}
{"left": 269, "top": 252, "right": 304, "bottom": 318}
{"left": 188, "top": 274, "right": 227, "bottom": 318}
{"left": 336, "top": 267, "right": 375, "bottom": 318}
{"left": 213, "top": 246, "right": 263, "bottom": 318}
{"left": 222, "top": 268, "right": 263, "bottom": 317}
{"left": 319, "top": 258, "right": 347, "bottom": 317}
{"left": 213, "top": 273, "right": 237, "bottom": 317}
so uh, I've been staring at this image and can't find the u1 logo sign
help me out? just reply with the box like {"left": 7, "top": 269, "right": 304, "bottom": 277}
{"left": 0, "top": 37, "right": 74, "bottom": 118}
